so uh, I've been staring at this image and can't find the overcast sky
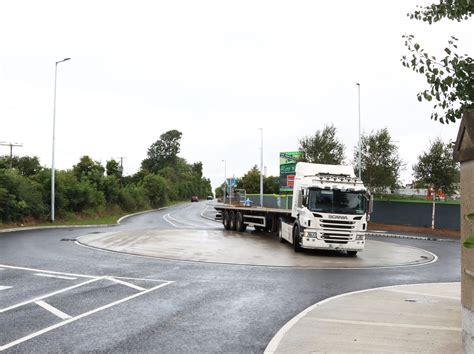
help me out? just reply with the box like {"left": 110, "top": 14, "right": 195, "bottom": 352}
{"left": 1, "top": 1, "right": 472, "bottom": 190}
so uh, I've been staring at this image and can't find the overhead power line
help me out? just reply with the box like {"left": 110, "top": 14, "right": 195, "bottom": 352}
{"left": 0, "top": 141, "right": 23, "bottom": 168}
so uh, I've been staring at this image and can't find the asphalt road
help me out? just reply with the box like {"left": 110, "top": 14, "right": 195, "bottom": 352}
{"left": 0, "top": 201, "right": 461, "bottom": 353}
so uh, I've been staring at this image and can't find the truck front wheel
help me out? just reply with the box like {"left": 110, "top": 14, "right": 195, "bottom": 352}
{"left": 278, "top": 219, "right": 285, "bottom": 243}
{"left": 293, "top": 225, "right": 302, "bottom": 252}
{"left": 347, "top": 250, "right": 358, "bottom": 257}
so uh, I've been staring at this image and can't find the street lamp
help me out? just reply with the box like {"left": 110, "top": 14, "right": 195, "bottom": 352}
{"left": 222, "top": 159, "right": 226, "bottom": 204}
{"left": 51, "top": 57, "right": 71, "bottom": 223}
{"left": 356, "top": 83, "right": 361, "bottom": 180}
{"left": 259, "top": 128, "right": 263, "bottom": 207}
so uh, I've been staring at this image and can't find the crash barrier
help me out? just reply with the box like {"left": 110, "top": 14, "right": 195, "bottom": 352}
{"left": 244, "top": 195, "right": 460, "bottom": 231}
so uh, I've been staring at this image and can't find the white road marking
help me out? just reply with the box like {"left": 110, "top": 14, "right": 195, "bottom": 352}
{"left": 0, "top": 277, "right": 103, "bottom": 313}
{"left": 107, "top": 277, "right": 146, "bottom": 291}
{"left": 384, "top": 288, "right": 460, "bottom": 300}
{"left": 0, "top": 268, "right": 5, "bottom": 270}
{"left": 163, "top": 208, "right": 216, "bottom": 228}
{"left": 264, "top": 282, "right": 459, "bottom": 353}
{"left": 166, "top": 213, "right": 200, "bottom": 227}
{"left": 200, "top": 204, "right": 220, "bottom": 224}
{"left": 0, "top": 286, "right": 12, "bottom": 291}
{"left": 0, "top": 281, "right": 174, "bottom": 352}
{"left": 313, "top": 317, "right": 461, "bottom": 331}
{"left": 35, "top": 300, "right": 72, "bottom": 320}
{"left": 34, "top": 273, "right": 77, "bottom": 280}
{"left": 0, "top": 264, "right": 97, "bottom": 279}
{"left": 162, "top": 213, "right": 185, "bottom": 228}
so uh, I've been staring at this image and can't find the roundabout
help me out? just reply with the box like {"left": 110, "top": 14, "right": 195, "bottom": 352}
{"left": 78, "top": 228, "right": 436, "bottom": 268}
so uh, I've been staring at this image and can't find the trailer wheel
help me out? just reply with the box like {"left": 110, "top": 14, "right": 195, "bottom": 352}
{"left": 229, "top": 212, "right": 237, "bottom": 230}
{"left": 223, "top": 211, "right": 231, "bottom": 230}
{"left": 293, "top": 225, "right": 302, "bottom": 252}
{"left": 347, "top": 251, "right": 358, "bottom": 257}
{"left": 235, "top": 212, "right": 247, "bottom": 232}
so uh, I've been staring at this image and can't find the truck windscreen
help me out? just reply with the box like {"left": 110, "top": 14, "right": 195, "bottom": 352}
{"left": 307, "top": 188, "right": 367, "bottom": 215}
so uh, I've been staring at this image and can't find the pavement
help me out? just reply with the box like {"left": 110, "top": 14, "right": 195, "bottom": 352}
{"left": 265, "top": 282, "right": 461, "bottom": 353}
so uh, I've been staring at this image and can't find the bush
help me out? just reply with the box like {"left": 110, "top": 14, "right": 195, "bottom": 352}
{"left": 119, "top": 184, "right": 150, "bottom": 212}
{"left": 143, "top": 174, "right": 168, "bottom": 208}
{"left": 0, "top": 169, "right": 47, "bottom": 222}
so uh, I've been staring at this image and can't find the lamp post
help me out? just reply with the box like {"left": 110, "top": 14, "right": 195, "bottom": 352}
{"left": 222, "top": 159, "right": 226, "bottom": 204}
{"left": 356, "top": 83, "right": 361, "bottom": 180}
{"left": 51, "top": 58, "right": 71, "bottom": 223}
{"left": 259, "top": 128, "right": 263, "bottom": 207}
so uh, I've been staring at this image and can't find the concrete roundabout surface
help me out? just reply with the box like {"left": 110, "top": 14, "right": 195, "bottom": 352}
{"left": 77, "top": 228, "right": 436, "bottom": 268}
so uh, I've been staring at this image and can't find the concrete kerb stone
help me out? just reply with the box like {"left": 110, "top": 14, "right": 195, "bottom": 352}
{"left": 366, "top": 232, "right": 458, "bottom": 243}
{"left": 0, "top": 206, "right": 171, "bottom": 234}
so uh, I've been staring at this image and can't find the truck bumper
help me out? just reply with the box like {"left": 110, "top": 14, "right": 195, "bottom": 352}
{"left": 301, "top": 234, "right": 365, "bottom": 252}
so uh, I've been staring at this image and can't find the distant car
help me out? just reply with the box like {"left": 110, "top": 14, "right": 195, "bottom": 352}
{"left": 191, "top": 196, "right": 199, "bottom": 202}
{"left": 207, "top": 195, "right": 213, "bottom": 200}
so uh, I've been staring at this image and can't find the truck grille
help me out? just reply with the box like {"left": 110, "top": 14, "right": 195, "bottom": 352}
{"left": 320, "top": 219, "right": 355, "bottom": 230}
{"left": 321, "top": 232, "right": 351, "bottom": 244}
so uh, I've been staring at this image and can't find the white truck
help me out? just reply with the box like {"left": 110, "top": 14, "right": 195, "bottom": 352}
{"left": 214, "top": 162, "right": 372, "bottom": 256}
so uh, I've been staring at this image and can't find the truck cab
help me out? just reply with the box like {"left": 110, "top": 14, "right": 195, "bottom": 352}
{"left": 280, "top": 162, "right": 371, "bottom": 255}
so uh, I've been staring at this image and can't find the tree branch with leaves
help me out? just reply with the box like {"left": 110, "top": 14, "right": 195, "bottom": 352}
{"left": 401, "top": 0, "right": 473, "bottom": 124}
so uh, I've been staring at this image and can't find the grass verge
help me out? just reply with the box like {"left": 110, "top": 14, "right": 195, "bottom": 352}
{"left": 0, "top": 200, "right": 185, "bottom": 230}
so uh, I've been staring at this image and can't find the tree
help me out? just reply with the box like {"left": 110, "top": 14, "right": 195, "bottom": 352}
{"left": 106, "top": 159, "right": 121, "bottom": 177}
{"left": 299, "top": 124, "right": 345, "bottom": 164}
{"left": 142, "top": 174, "right": 168, "bottom": 208}
{"left": 356, "top": 128, "right": 403, "bottom": 193}
{"left": 72, "top": 156, "right": 105, "bottom": 187}
{"left": 0, "top": 155, "right": 42, "bottom": 177}
{"left": 401, "top": 1, "right": 473, "bottom": 124}
{"left": 264, "top": 176, "right": 280, "bottom": 194}
{"left": 413, "top": 138, "right": 459, "bottom": 195}
{"left": 238, "top": 165, "right": 261, "bottom": 194}
{"left": 142, "top": 130, "right": 183, "bottom": 173}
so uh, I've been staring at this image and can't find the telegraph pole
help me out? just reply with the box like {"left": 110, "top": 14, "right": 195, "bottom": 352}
{"left": 0, "top": 142, "right": 23, "bottom": 168}
{"left": 117, "top": 156, "right": 126, "bottom": 186}
{"left": 259, "top": 128, "right": 263, "bottom": 207}
{"left": 356, "top": 83, "right": 362, "bottom": 180}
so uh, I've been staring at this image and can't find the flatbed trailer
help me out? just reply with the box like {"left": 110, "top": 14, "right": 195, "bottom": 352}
{"left": 214, "top": 204, "right": 290, "bottom": 233}
{"left": 214, "top": 162, "right": 371, "bottom": 255}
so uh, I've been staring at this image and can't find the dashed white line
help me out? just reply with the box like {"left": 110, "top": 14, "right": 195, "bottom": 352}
{"left": 107, "top": 277, "right": 146, "bottom": 291}
{"left": 35, "top": 300, "right": 72, "bottom": 320}
{"left": 34, "top": 273, "right": 77, "bottom": 280}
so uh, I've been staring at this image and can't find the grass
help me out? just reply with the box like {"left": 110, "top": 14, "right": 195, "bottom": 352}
{"left": 0, "top": 200, "right": 186, "bottom": 230}
{"left": 375, "top": 194, "right": 460, "bottom": 205}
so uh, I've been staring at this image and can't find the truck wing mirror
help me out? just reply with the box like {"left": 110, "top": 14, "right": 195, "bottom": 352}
{"left": 368, "top": 195, "right": 374, "bottom": 214}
